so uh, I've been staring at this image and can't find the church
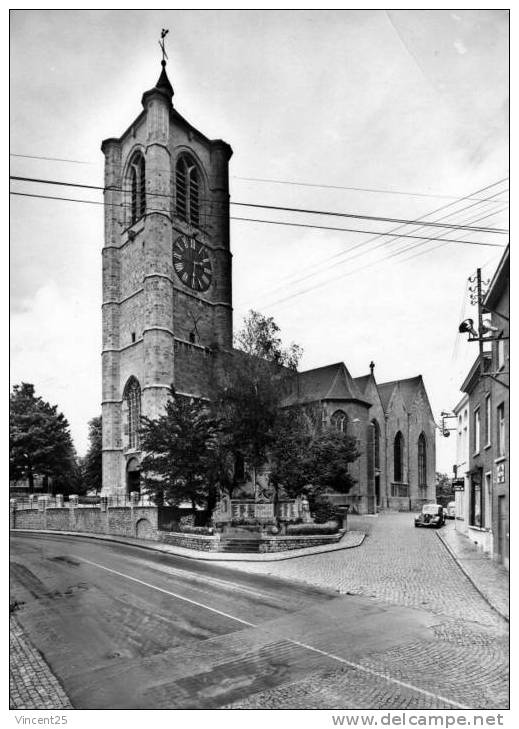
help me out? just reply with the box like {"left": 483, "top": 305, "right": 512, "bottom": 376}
{"left": 101, "top": 55, "right": 436, "bottom": 513}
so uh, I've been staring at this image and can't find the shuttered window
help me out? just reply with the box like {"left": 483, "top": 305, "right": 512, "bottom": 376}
{"left": 176, "top": 156, "right": 200, "bottom": 226}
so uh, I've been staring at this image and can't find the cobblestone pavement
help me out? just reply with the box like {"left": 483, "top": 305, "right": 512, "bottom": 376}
{"left": 219, "top": 513, "right": 509, "bottom": 709}
{"left": 10, "top": 614, "right": 73, "bottom": 710}
{"left": 438, "top": 521, "right": 509, "bottom": 620}
{"left": 215, "top": 513, "right": 506, "bottom": 627}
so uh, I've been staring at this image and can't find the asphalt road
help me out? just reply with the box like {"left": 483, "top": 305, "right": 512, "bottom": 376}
{"left": 9, "top": 532, "right": 496, "bottom": 710}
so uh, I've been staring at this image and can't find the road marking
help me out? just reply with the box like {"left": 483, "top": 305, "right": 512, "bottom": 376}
{"left": 78, "top": 557, "right": 255, "bottom": 627}
{"left": 284, "top": 638, "right": 470, "bottom": 710}
{"left": 79, "top": 556, "right": 470, "bottom": 710}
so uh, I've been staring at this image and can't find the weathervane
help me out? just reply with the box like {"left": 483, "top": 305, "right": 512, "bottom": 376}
{"left": 159, "top": 28, "right": 169, "bottom": 63}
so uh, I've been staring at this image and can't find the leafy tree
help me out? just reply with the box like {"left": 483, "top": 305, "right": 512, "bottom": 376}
{"left": 435, "top": 472, "right": 454, "bottom": 506}
{"left": 140, "top": 386, "right": 219, "bottom": 514}
{"left": 83, "top": 416, "right": 103, "bottom": 493}
{"left": 234, "top": 309, "right": 302, "bottom": 369}
{"left": 269, "top": 407, "right": 360, "bottom": 507}
{"left": 215, "top": 311, "right": 303, "bottom": 490}
{"left": 10, "top": 383, "right": 78, "bottom": 494}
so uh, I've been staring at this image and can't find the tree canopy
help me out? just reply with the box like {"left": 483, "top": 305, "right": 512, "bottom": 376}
{"left": 140, "top": 387, "right": 219, "bottom": 511}
{"left": 269, "top": 407, "right": 359, "bottom": 504}
{"left": 9, "top": 383, "right": 78, "bottom": 494}
{"left": 215, "top": 310, "right": 303, "bottom": 490}
{"left": 82, "top": 416, "right": 103, "bottom": 493}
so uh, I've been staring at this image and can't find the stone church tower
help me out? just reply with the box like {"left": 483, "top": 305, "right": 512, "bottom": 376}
{"left": 101, "top": 59, "right": 233, "bottom": 495}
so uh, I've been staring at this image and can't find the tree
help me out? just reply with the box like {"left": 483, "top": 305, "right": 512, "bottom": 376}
{"left": 269, "top": 407, "right": 360, "bottom": 508}
{"left": 10, "top": 383, "right": 78, "bottom": 494}
{"left": 435, "top": 472, "right": 454, "bottom": 506}
{"left": 140, "top": 386, "right": 219, "bottom": 514}
{"left": 234, "top": 309, "right": 302, "bottom": 370}
{"left": 215, "top": 311, "right": 303, "bottom": 491}
{"left": 83, "top": 416, "right": 103, "bottom": 493}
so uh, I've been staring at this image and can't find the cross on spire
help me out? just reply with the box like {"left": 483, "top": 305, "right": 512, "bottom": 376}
{"left": 159, "top": 28, "right": 169, "bottom": 64}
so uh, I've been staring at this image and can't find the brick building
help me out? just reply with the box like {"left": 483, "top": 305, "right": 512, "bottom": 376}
{"left": 101, "top": 59, "right": 436, "bottom": 512}
{"left": 453, "top": 246, "right": 509, "bottom": 567}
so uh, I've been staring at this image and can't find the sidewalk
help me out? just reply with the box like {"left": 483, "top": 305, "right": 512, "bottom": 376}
{"left": 437, "top": 523, "right": 509, "bottom": 621}
{"left": 10, "top": 614, "right": 73, "bottom": 710}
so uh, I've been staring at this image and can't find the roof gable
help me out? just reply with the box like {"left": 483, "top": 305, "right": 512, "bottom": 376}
{"left": 282, "top": 362, "right": 370, "bottom": 407}
{"left": 377, "top": 376, "right": 423, "bottom": 413}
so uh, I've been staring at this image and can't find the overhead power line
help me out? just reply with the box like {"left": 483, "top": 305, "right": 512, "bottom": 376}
{"left": 242, "top": 180, "right": 509, "bottom": 302}
{"left": 9, "top": 174, "right": 509, "bottom": 235}
{"left": 10, "top": 153, "right": 92, "bottom": 165}
{"left": 10, "top": 153, "right": 508, "bottom": 205}
{"left": 232, "top": 175, "right": 509, "bottom": 204}
{"left": 9, "top": 190, "right": 506, "bottom": 249}
{"left": 251, "top": 204, "right": 509, "bottom": 312}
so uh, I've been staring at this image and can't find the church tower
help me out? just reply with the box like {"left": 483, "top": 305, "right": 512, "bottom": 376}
{"left": 101, "top": 55, "right": 233, "bottom": 495}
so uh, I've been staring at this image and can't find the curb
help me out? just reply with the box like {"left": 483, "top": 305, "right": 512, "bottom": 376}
{"left": 436, "top": 530, "right": 509, "bottom": 623}
{"left": 10, "top": 528, "right": 366, "bottom": 563}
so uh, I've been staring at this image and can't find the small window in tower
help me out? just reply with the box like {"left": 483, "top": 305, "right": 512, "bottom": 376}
{"left": 130, "top": 152, "right": 146, "bottom": 225}
{"left": 189, "top": 331, "right": 196, "bottom": 343}
{"left": 131, "top": 332, "right": 136, "bottom": 343}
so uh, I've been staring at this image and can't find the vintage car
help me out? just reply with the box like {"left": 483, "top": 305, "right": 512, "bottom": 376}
{"left": 414, "top": 503, "right": 446, "bottom": 528}
{"left": 446, "top": 501, "right": 456, "bottom": 519}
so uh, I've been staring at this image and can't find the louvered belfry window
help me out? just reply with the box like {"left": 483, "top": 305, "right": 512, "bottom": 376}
{"left": 130, "top": 153, "right": 146, "bottom": 224}
{"left": 176, "top": 156, "right": 200, "bottom": 227}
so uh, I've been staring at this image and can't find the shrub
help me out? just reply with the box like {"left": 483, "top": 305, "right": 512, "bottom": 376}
{"left": 311, "top": 499, "right": 339, "bottom": 524}
{"left": 286, "top": 521, "right": 339, "bottom": 536}
{"left": 179, "top": 524, "right": 214, "bottom": 536}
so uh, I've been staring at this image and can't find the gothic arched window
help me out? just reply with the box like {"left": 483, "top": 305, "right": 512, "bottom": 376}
{"left": 124, "top": 377, "right": 141, "bottom": 449}
{"left": 394, "top": 431, "right": 404, "bottom": 482}
{"left": 371, "top": 419, "right": 381, "bottom": 470}
{"left": 129, "top": 153, "right": 146, "bottom": 224}
{"left": 176, "top": 155, "right": 200, "bottom": 226}
{"left": 418, "top": 432, "right": 427, "bottom": 486}
{"left": 331, "top": 410, "right": 348, "bottom": 433}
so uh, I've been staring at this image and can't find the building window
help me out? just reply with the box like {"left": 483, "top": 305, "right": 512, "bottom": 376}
{"left": 394, "top": 431, "right": 404, "bottom": 482}
{"left": 474, "top": 407, "right": 480, "bottom": 454}
{"left": 331, "top": 410, "right": 348, "bottom": 433}
{"left": 371, "top": 419, "right": 380, "bottom": 470}
{"left": 176, "top": 155, "right": 200, "bottom": 227}
{"left": 497, "top": 337, "right": 505, "bottom": 370}
{"left": 124, "top": 377, "right": 141, "bottom": 449}
{"left": 129, "top": 153, "right": 146, "bottom": 224}
{"left": 497, "top": 403, "right": 506, "bottom": 457}
{"left": 485, "top": 394, "right": 491, "bottom": 446}
{"left": 418, "top": 432, "right": 427, "bottom": 487}
{"left": 470, "top": 470, "right": 484, "bottom": 527}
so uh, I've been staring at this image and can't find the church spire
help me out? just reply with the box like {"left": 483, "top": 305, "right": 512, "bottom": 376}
{"left": 142, "top": 29, "right": 174, "bottom": 106}
{"left": 155, "top": 59, "right": 174, "bottom": 99}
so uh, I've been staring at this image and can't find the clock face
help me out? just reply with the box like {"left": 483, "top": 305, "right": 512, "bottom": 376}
{"left": 173, "top": 235, "right": 213, "bottom": 292}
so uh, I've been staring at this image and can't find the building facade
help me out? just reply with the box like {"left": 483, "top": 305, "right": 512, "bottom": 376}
{"left": 454, "top": 246, "right": 509, "bottom": 567}
{"left": 453, "top": 393, "right": 470, "bottom": 533}
{"left": 101, "top": 59, "right": 437, "bottom": 512}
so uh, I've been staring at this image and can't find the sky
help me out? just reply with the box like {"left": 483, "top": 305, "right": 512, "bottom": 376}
{"left": 10, "top": 9, "right": 509, "bottom": 471}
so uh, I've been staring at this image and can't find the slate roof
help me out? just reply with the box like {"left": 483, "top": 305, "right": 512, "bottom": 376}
{"left": 282, "top": 362, "right": 370, "bottom": 407}
{"left": 353, "top": 374, "right": 371, "bottom": 393}
{"left": 377, "top": 376, "right": 423, "bottom": 412}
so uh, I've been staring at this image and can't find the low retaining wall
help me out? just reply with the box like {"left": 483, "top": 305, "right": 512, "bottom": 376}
{"left": 10, "top": 504, "right": 168, "bottom": 542}
{"left": 158, "top": 531, "right": 221, "bottom": 551}
{"left": 259, "top": 531, "right": 344, "bottom": 552}
{"left": 10, "top": 505, "right": 344, "bottom": 552}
